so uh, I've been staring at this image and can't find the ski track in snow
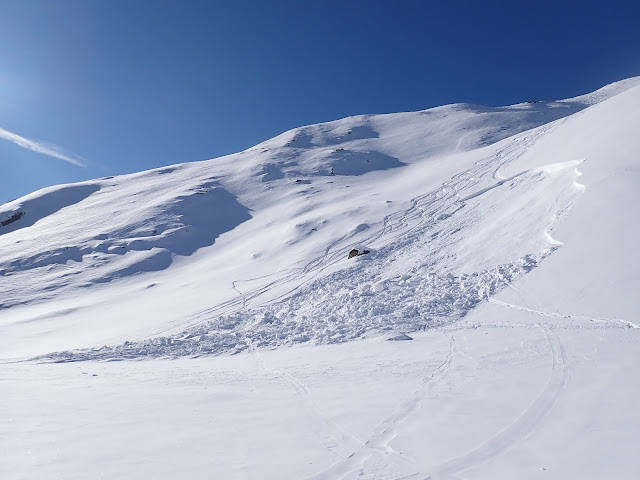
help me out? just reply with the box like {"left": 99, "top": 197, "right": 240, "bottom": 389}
{"left": 304, "top": 335, "right": 457, "bottom": 480}
{"left": 424, "top": 329, "right": 568, "bottom": 479}
{"left": 300, "top": 326, "right": 574, "bottom": 480}
{"left": 31, "top": 118, "right": 587, "bottom": 364}
{"left": 249, "top": 343, "right": 363, "bottom": 458}
{"left": 489, "top": 298, "right": 640, "bottom": 330}
{"left": 301, "top": 327, "right": 571, "bottom": 480}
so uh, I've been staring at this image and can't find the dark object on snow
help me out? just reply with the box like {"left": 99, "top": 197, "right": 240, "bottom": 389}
{"left": 348, "top": 248, "right": 370, "bottom": 259}
{"left": 1, "top": 211, "right": 24, "bottom": 227}
{"left": 387, "top": 333, "right": 413, "bottom": 341}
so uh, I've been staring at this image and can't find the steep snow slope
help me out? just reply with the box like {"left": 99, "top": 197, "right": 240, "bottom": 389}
{"left": 3, "top": 78, "right": 640, "bottom": 480}
{"left": 2, "top": 79, "right": 637, "bottom": 360}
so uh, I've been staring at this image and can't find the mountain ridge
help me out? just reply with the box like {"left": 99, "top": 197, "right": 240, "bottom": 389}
{"left": 1, "top": 77, "right": 639, "bottom": 360}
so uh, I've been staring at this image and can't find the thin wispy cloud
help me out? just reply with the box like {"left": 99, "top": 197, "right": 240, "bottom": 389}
{"left": 0, "top": 126, "right": 86, "bottom": 167}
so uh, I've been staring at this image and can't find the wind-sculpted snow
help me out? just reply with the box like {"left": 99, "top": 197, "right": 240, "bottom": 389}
{"left": 0, "top": 184, "right": 100, "bottom": 236}
{"left": 33, "top": 115, "right": 584, "bottom": 363}
{"left": 256, "top": 138, "right": 407, "bottom": 179}
{"left": 0, "top": 180, "right": 250, "bottom": 308}
{"left": 5, "top": 78, "right": 638, "bottom": 363}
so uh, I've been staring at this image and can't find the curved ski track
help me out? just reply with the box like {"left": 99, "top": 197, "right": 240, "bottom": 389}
{"left": 304, "top": 336, "right": 458, "bottom": 480}
{"left": 425, "top": 330, "right": 568, "bottom": 480}
{"left": 301, "top": 328, "right": 570, "bottom": 480}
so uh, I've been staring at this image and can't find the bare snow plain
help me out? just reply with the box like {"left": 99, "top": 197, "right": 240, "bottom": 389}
{"left": 2, "top": 78, "right": 640, "bottom": 479}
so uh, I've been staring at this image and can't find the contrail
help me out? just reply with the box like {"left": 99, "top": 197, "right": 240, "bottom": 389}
{"left": 0, "top": 126, "right": 86, "bottom": 167}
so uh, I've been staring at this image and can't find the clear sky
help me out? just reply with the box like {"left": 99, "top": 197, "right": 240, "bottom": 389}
{"left": 1, "top": 0, "right": 639, "bottom": 203}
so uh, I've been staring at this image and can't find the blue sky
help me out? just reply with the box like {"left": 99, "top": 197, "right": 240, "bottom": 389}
{"left": 1, "top": 0, "right": 639, "bottom": 202}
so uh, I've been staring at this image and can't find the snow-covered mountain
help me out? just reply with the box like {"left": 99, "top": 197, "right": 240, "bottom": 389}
{"left": 3, "top": 78, "right": 640, "bottom": 480}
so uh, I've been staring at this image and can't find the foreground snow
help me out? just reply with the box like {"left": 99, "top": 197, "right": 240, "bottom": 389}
{"left": 2, "top": 78, "right": 640, "bottom": 479}
{"left": 4, "top": 317, "right": 639, "bottom": 479}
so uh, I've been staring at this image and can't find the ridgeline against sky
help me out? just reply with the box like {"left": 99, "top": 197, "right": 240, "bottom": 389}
{"left": 1, "top": 0, "right": 639, "bottom": 202}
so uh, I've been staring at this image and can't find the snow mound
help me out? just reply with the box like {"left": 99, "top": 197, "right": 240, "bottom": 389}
{"left": 0, "top": 184, "right": 100, "bottom": 236}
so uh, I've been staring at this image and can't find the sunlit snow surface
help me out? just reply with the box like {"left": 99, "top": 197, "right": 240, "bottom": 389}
{"left": 2, "top": 78, "right": 640, "bottom": 479}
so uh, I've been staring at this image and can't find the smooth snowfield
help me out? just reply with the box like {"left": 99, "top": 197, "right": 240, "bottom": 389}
{"left": 2, "top": 78, "right": 640, "bottom": 479}
{"left": 4, "top": 323, "right": 640, "bottom": 479}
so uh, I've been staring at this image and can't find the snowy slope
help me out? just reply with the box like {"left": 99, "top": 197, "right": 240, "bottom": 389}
{"left": 2, "top": 80, "right": 635, "bottom": 360}
{"left": 2, "top": 78, "right": 640, "bottom": 480}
